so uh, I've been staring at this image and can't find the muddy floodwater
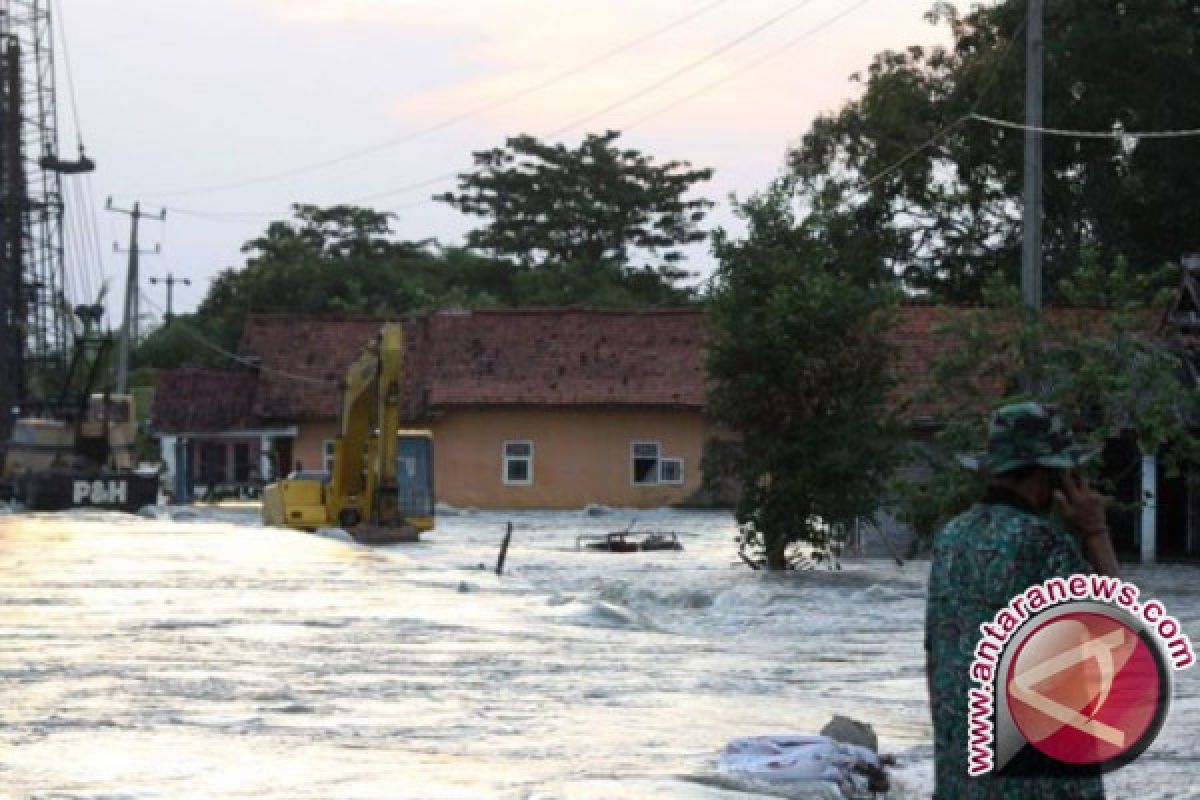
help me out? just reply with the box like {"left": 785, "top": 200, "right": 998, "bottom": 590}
{"left": 1, "top": 508, "right": 1197, "bottom": 799}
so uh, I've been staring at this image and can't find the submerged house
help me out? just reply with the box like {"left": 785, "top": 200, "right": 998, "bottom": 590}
{"left": 150, "top": 299, "right": 1199, "bottom": 560}
{"left": 151, "top": 308, "right": 713, "bottom": 509}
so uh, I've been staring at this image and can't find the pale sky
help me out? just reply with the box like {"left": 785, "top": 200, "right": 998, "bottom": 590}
{"left": 53, "top": 0, "right": 953, "bottom": 323}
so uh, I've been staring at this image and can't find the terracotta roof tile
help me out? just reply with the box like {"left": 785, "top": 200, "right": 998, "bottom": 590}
{"left": 150, "top": 305, "right": 1134, "bottom": 433}
{"left": 149, "top": 368, "right": 258, "bottom": 433}
{"left": 236, "top": 309, "right": 709, "bottom": 422}
{"left": 406, "top": 309, "right": 708, "bottom": 414}
{"left": 241, "top": 314, "right": 386, "bottom": 421}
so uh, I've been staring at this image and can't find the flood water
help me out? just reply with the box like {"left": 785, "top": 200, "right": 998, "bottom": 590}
{"left": 1, "top": 507, "right": 1197, "bottom": 799}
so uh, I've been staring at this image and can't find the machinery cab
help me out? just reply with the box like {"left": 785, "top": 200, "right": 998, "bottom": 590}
{"left": 262, "top": 430, "right": 435, "bottom": 536}
{"left": 260, "top": 323, "right": 434, "bottom": 542}
{"left": 262, "top": 472, "right": 329, "bottom": 531}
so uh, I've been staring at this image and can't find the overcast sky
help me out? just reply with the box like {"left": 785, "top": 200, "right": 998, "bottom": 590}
{"left": 54, "top": 0, "right": 952, "bottom": 323}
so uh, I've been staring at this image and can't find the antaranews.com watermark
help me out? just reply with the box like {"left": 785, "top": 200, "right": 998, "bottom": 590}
{"left": 967, "top": 574, "right": 1195, "bottom": 776}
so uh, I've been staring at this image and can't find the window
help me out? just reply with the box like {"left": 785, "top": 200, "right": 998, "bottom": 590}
{"left": 631, "top": 442, "right": 660, "bottom": 485}
{"left": 659, "top": 457, "right": 684, "bottom": 485}
{"left": 323, "top": 440, "right": 336, "bottom": 474}
{"left": 632, "top": 442, "right": 685, "bottom": 486}
{"left": 503, "top": 440, "right": 533, "bottom": 485}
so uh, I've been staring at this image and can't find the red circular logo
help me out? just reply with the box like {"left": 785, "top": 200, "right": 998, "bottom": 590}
{"left": 1006, "top": 611, "right": 1165, "bottom": 767}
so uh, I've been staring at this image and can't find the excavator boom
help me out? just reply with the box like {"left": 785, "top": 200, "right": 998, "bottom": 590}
{"left": 262, "top": 323, "right": 434, "bottom": 542}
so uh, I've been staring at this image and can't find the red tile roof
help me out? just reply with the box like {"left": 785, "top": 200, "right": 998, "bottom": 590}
{"left": 232, "top": 309, "right": 709, "bottom": 423}
{"left": 149, "top": 368, "right": 258, "bottom": 433}
{"left": 241, "top": 314, "right": 386, "bottom": 421}
{"left": 407, "top": 308, "right": 709, "bottom": 413}
{"left": 890, "top": 304, "right": 1125, "bottom": 419}
{"left": 150, "top": 305, "right": 1131, "bottom": 433}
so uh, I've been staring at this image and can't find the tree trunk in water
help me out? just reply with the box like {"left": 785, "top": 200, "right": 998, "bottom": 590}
{"left": 764, "top": 530, "right": 789, "bottom": 571}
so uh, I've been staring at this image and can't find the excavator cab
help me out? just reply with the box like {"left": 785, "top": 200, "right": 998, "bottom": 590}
{"left": 261, "top": 322, "right": 435, "bottom": 542}
{"left": 262, "top": 475, "right": 328, "bottom": 531}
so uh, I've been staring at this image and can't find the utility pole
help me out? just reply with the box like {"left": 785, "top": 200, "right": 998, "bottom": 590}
{"left": 107, "top": 198, "right": 165, "bottom": 393}
{"left": 148, "top": 273, "right": 191, "bottom": 326}
{"left": 1021, "top": 0, "right": 1044, "bottom": 311}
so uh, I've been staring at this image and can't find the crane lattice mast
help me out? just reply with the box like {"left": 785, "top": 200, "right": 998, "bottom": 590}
{"left": 0, "top": 0, "right": 92, "bottom": 434}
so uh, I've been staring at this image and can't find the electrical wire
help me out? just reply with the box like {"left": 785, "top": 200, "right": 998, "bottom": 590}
{"left": 623, "top": 0, "right": 876, "bottom": 131}
{"left": 858, "top": 13, "right": 1029, "bottom": 189}
{"left": 860, "top": 116, "right": 969, "bottom": 188}
{"left": 136, "top": 0, "right": 892, "bottom": 215}
{"left": 138, "top": 290, "right": 337, "bottom": 387}
{"left": 326, "top": 0, "right": 828, "bottom": 205}
{"left": 136, "top": 0, "right": 733, "bottom": 200}
{"left": 968, "top": 113, "right": 1200, "bottom": 139}
{"left": 544, "top": 0, "right": 819, "bottom": 138}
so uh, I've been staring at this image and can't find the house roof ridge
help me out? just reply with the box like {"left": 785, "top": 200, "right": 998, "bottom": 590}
{"left": 428, "top": 306, "right": 703, "bottom": 316}
{"left": 245, "top": 311, "right": 393, "bottom": 322}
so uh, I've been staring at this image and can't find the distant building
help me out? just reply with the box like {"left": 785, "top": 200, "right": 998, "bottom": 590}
{"left": 149, "top": 299, "right": 1199, "bottom": 561}
{"left": 151, "top": 308, "right": 714, "bottom": 509}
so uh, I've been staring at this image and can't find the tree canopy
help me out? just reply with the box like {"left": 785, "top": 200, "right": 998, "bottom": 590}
{"left": 135, "top": 205, "right": 511, "bottom": 369}
{"left": 436, "top": 131, "right": 713, "bottom": 291}
{"left": 892, "top": 257, "right": 1200, "bottom": 546}
{"left": 136, "top": 198, "right": 702, "bottom": 372}
{"left": 789, "top": 1, "right": 1200, "bottom": 302}
{"left": 705, "top": 185, "right": 900, "bottom": 570}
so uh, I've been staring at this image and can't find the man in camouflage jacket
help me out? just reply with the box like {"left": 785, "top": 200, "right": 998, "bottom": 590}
{"left": 926, "top": 402, "right": 1119, "bottom": 799}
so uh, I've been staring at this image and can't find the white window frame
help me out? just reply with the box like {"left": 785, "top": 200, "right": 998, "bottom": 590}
{"left": 323, "top": 439, "right": 336, "bottom": 474}
{"left": 659, "top": 457, "right": 684, "bottom": 485}
{"left": 503, "top": 440, "right": 534, "bottom": 486}
{"left": 631, "top": 441, "right": 661, "bottom": 486}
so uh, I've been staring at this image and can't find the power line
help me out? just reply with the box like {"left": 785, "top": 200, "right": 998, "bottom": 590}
{"left": 623, "top": 0, "right": 876, "bottom": 131}
{"left": 166, "top": 0, "right": 833, "bottom": 213}
{"left": 138, "top": 290, "right": 336, "bottom": 387}
{"left": 136, "top": 0, "right": 733, "bottom": 200}
{"left": 861, "top": 117, "right": 969, "bottom": 188}
{"left": 969, "top": 113, "right": 1200, "bottom": 139}
{"left": 858, "top": 15, "right": 1029, "bottom": 189}
{"left": 545, "top": 0, "right": 819, "bottom": 138}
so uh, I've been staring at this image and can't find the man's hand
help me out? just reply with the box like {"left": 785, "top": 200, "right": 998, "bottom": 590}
{"left": 1054, "top": 471, "right": 1120, "bottom": 576}
{"left": 1052, "top": 471, "right": 1108, "bottom": 538}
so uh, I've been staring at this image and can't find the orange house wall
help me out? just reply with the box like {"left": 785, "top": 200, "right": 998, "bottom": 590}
{"left": 293, "top": 408, "right": 709, "bottom": 509}
{"left": 428, "top": 407, "right": 708, "bottom": 509}
{"left": 293, "top": 420, "right": 337, "bottom": 474}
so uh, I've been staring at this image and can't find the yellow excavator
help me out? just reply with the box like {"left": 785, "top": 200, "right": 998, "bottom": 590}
{"left": 262, "top": 323, "right": 435, "bottom": 543}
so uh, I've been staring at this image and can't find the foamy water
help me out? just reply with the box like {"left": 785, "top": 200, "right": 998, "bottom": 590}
{"left": 1, "top": 507, "right": 1196, "bottom": 798}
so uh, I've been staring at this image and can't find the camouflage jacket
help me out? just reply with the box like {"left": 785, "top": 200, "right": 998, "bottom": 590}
{"left": 925, "top": 489, "right": 1105, "bottom": 799}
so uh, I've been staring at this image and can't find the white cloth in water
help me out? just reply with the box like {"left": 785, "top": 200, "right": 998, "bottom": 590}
{"left": 718, "top": 734, "right": 881, "bottom": 786}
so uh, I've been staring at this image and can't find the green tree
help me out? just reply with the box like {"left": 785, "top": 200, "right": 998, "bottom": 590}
{"left": 705, "top": 184, "right": 901, "bottom": 570}
{"left": 436, "top": 131, "right": 712, "bottom": 302}
{"left": 135, "top": 204, "right": 507, "bottom": 368}
{"left": 894, "top": 256, "right": 1200, "bottom": 545}
{"left": 790, "top": 1, "right": 1200, "bottom": 302}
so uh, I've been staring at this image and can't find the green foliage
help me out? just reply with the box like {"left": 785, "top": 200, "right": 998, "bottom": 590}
{"left": 705, "top": 184, "right": 901, "bottom": 570}
{"left": 436, "top": 130, "right": 712, "bottom": 294}
{"left": 137, "top": 195, "right": 703, "bottom": 374}
{"left": 790, "top": 0, "right": 1200, "bottom": 302}
{"left": 894, "top": 255, "right": 1198, "bottom": 545}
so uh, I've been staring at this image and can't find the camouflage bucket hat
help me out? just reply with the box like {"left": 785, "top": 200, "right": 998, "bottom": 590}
{"left": 957, "top": 401, "right": 1099, "bottom": 475}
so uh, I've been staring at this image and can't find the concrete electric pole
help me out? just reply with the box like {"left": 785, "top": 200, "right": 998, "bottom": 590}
{"left": 1021, "top": 0, "right": 1044, "bottom": 311}
{"left": 148, "top": 273, "right": 191, "bottom": 326}
{"left": 107, "top": 198, "right": 165, "bottom": 393}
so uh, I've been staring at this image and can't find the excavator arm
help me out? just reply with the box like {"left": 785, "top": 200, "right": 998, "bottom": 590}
{"left": 262, "top": 323, "right": 434, "bottom": 541}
